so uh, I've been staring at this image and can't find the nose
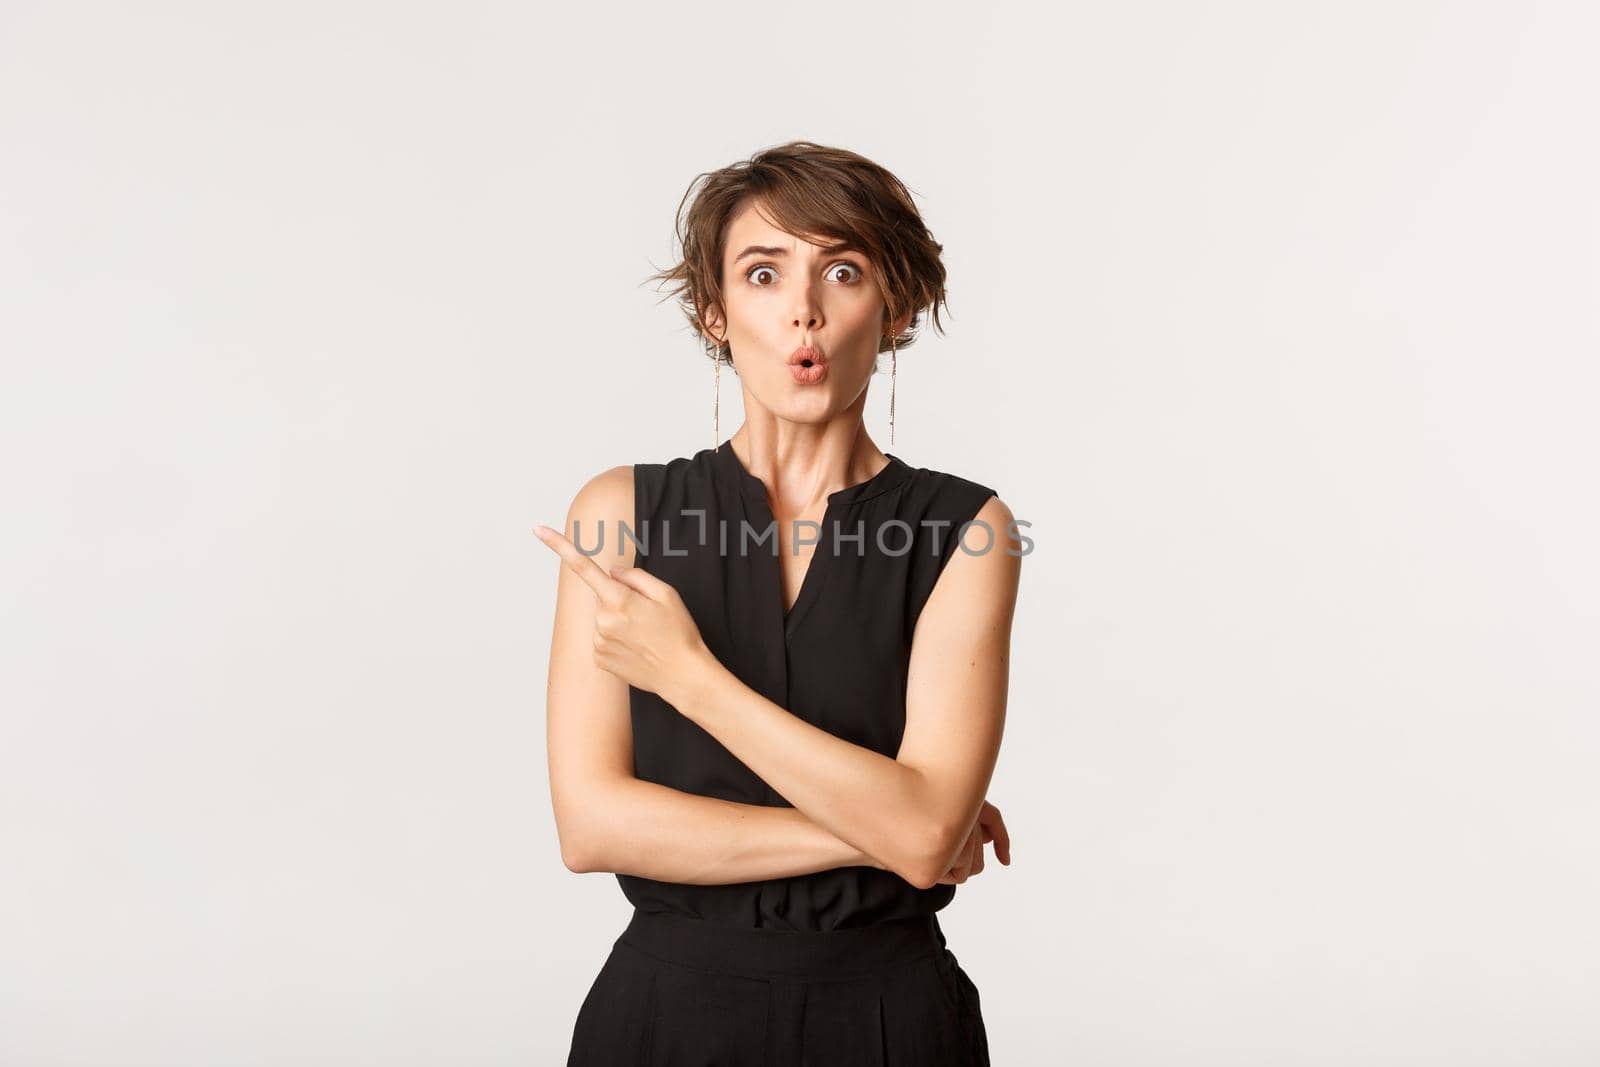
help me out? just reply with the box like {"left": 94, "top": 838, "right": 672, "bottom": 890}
{"left": 792, "top": 272, "right": 823, "bottom": 334}
{"left": 793, "top": 306, "right": 822, "bottom": 334}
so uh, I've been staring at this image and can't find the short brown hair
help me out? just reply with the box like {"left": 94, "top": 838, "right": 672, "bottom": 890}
{"left": 645, "top": 141, "right": 950, "bottom": 366}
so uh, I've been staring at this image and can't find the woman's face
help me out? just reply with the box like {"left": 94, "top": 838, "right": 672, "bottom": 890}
{"left": 710, "top": 199, "right": 890, "bottom": 423}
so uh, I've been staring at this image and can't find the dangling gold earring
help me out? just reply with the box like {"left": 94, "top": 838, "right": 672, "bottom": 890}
{"left": 889, "top": 332, "right": 897, "bottom": 448}
{"left": 713, "top": 345, "right": 722, "bottom": 452}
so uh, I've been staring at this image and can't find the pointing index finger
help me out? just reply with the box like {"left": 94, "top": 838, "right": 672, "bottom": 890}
{"left": 533, "top": 522, "right": 621, "bottom": 597}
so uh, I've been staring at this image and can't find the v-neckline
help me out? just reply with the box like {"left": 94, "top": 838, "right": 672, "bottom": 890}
{"left": 712, "top": 437, "right": 910, "bottom": 638}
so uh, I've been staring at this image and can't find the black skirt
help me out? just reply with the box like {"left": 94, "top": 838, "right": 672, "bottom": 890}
{"left": 566, "top": 908, "right": 991, "bottom": 1066}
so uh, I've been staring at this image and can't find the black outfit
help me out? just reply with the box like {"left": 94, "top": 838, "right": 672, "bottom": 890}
{"left": 567, "top": 438, "right": 999, "bottom": 1066}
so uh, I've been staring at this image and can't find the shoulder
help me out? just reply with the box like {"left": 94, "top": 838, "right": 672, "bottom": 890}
{"left": 563, "top": 443, "right": 703, "bottom": 516}
{"left": 898, "top": 459, "right": 1021, "bottom": 590}
{"left": 901, "top": 457, "right": 997, "bottom": 505}
{"left": 562, "top": 464, "right": 636, "bottom": 567}
{"left": 630, "top": 444, "right": 723, "bottom": 519}
{"left": 903, "top": 477, "right": 1019, "bottom": 653}
{"left": 560, "top": 447, "right": 715, "bottom": 565}
{"left": 566, "top": 463, "right": 634, "bottom": 517}
{"left": 916, "top": 473, "right": 1021, "bottom": 629}
{"left": 899, "top": 459, "right": 1009, "bottom": 537}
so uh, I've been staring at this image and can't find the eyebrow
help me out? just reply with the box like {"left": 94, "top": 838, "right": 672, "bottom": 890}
{"left": 731, "top": 242, "right": 863, "bottom": 264}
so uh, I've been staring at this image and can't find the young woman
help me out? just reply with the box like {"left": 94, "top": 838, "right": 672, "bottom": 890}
{"left": 536, "top": 141, "right": 1020, "bottom": 1066}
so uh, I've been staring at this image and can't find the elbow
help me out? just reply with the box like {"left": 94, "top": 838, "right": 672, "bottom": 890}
{"left": 560, "top": 824, "right": 616, "bottom": 874}
{"left": 560, "top": 838, "right": 595, "bottom": 874}
{"left": 554, "top": 811, "right": 610, "bottom": 874}
{"left": 897, "top": 818, "right": 963, "bottom": 892}
{"left": 553, "top": 778, "right": 630, "bottom": 874}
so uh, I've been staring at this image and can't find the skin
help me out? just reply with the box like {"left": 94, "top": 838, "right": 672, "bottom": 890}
{"left": 537, "top": 197, "right": 1019, "bottom": 890}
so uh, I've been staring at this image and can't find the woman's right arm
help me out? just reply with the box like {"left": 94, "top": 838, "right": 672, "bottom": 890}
{"left": 544, "top": 464, "right": 878, "bottom": 881}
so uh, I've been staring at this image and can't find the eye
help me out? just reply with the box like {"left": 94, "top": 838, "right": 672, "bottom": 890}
{"left": 744, "top": 260, "right": 866, "bottom": 287}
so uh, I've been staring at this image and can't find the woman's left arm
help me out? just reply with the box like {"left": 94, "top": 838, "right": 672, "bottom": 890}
{"left": 663, "top": 495, "right": 1020, "bottom": 889}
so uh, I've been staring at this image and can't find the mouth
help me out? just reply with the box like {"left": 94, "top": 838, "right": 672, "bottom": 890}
{"left": 787, "top": 344, "right": 829, "bottom": 385}
{"left": 788, "top": 344, "right": 828, "bottom": 369}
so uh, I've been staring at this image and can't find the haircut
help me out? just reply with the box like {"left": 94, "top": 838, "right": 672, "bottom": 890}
{"left": 645, "top": 141, "right": 950, "bottom": 366}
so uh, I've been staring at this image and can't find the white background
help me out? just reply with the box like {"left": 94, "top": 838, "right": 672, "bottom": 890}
{"left": 3, "top": 2, "right": 1597, "bottom": 1064}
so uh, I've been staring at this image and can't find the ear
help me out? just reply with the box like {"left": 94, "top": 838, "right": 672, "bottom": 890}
{"left": 702, "top": 302, "right": 727, "bottom": 345}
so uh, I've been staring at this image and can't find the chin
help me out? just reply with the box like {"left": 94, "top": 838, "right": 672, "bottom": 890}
{"left": 761, "top": 395, "right": 837, "bottom": 423}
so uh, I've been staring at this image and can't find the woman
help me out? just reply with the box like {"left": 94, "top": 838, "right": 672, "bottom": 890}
{"left": 535, "top": 141, "right": 1020, "bottom": 1066}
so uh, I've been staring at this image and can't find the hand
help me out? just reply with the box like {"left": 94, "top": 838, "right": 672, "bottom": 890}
{"left": 534, "top": 522, "right": 712, "bottom": 699}
{"left": 936, "top": 799, "right": 1012, "bottom": 885}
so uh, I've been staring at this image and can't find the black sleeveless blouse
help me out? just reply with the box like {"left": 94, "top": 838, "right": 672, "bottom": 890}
{"left": 618, "top": 437, "right": 999, "bottom": 932}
